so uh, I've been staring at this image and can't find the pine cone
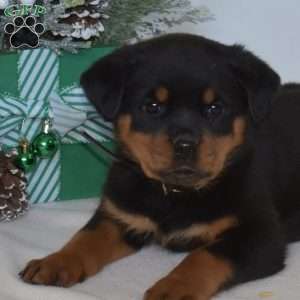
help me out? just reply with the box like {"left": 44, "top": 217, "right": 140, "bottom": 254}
{"left": 48, "top": 0, "right": 109, "bottom": 41}
{"left": 0, "top": 151, "right": 28, "bottom": 222}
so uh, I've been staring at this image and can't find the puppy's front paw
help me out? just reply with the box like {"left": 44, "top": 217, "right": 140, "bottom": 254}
{"left": 19, "top": 251, "right": 86, "bottom": 287}
{"left": 144, "top": 275, "right": 209, "bottom": 300}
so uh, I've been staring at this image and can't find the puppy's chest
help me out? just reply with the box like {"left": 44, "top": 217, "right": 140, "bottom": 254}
{"left": 103, "top": 198, "right": 238, "bottom": 252}
{"left": 151, "top": 196, "right": 237, "bottom": 251}
{"left": 155, "top": 214, "right": 237, "bottom": 251}
{"left": 127, "top": 215, "right": 237, "bottom": 252}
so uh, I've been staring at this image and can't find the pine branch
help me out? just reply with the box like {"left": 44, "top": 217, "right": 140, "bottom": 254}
{"left": 99, "top": 0, "right": 213, "bottom": 44}
{"left": 0, "top": 14, "right": 9, "bottom": 51}
{"left": 99, "top": 0, "right": 167, "bottom": 43}
{"left": 43, "top": 2, "right": 74, "bottom": 34}
{"left": 0, "top": 0, "right": 213, "bottom": 53}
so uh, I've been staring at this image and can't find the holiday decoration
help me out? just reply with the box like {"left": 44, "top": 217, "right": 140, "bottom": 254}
{"left": 32, "top": 119, "right": 59, "bottom": 158}
{"left": 0, "top": 150, "right": 28, "bottom": 221}
{"left": 0, "top": 0, "right": 213, "bottom": 207}
{"left": 14, "top": 139, "right": 37, "bottom": 173}
{"left": 0, "top": 47, "right": 114, "bottom": 204}
{"left": 0, "top": 0, "right": 213, "bottom": 53}
{"left": 13, "top": 119, "right": 60, "bottom": 172}
{"left": 49, "top": 0, "right": 109, "bottom": 40}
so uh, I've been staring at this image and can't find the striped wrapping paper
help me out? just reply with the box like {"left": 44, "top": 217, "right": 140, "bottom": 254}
{"left": 0, "top": 48, "right": 114, "bottom": 204}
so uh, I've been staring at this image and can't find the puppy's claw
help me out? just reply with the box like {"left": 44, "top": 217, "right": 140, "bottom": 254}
{"left": 19, "top": 252, "right": 85, "bottom": 287}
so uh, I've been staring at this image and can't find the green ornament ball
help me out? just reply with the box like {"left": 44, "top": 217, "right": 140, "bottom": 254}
{"left": 15, "top": 141, "right": 37, "bottom": 173}
{"left": 33, "top": 132, "right": 59, "bottom": 158}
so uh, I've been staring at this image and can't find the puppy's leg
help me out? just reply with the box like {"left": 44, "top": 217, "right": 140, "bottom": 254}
{"left": 19, "top": 199, "right": 140, "bottom": 287}
{"left": 145, "top": 250, "right": 232, "bottom": 300}
{"left": 145, "top": 218, "right": 286, "bottom": 300}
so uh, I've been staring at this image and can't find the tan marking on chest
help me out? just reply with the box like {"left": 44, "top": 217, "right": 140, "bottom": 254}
{"left": 102, "top": 198, "right": 158, "bottom": 234}
{"left": 161, "top": 215, "right": 238, "bottom": 246}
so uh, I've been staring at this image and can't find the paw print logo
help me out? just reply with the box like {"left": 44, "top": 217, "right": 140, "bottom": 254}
{"left": 4, "top": 16, "right": 45, "bottom": 48}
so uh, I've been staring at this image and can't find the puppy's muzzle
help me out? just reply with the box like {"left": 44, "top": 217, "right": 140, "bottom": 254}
{"left": 173, "top": 132, "right": 198, "bottom": 162}
{"left": 174, "top": 139, "right": 196, "bottom": 159}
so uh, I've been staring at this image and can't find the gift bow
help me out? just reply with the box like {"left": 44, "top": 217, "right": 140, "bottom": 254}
{"left": 0, "top": 48, "right": 113, "bottom": 204}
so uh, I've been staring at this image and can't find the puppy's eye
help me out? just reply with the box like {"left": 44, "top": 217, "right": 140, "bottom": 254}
{"left": 142, "top": 101, "right": 166, "bottom": 116}
{"left": 201, "top": 102, "right": 224, "bottom": 120}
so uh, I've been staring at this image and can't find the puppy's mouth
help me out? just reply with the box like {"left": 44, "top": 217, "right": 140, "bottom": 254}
{"left": 160, "top": 167, "right": 211, "bottom": 188}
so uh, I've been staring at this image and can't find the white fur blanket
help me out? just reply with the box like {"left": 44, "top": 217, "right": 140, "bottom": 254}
{"left": 0, "top": 198, "right": 299, "bottom": 300}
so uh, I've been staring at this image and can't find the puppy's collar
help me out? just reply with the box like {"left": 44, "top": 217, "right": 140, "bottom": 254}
{"left": 161, "top": 183, "right": 201, "bottom": 195}
{"left": 162, "top": 183, "right": 182, "bottom": 195}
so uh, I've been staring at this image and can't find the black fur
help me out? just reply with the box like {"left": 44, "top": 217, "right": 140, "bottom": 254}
{"left": 81, "top": 34, "right": 300, "bottom": 291}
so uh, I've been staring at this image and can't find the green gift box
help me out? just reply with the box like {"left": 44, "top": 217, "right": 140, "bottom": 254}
{"left": 0, "top": 47, "right": 116, "bottom": 203}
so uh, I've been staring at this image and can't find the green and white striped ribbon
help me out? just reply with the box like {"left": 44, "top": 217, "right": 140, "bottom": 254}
{"left": 0, "top": 48, "right": 114, "bottom": 204}
{"left": 18, "top": 49, "right": 61, "bottom": 203}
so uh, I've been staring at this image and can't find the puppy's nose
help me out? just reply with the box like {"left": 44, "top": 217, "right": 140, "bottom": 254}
{"left": 174, "top": 139, "right": 196, "bottom": 158}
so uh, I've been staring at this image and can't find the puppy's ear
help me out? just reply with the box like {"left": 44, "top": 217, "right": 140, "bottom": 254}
{"left": 80, "top": 48, "right": 133, "bottom": 121}
{"left": 230, "top": 45, "right": 281, "bottom": 123}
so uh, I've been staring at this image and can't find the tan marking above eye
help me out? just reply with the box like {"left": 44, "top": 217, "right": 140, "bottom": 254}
{"left": 155, "top": 86, "right": 169, "bottom": 103}
{"left": 102, "top": 198, "right": 158, "bottom": 234}
{"left": 161, "top": 215, "right": 238, "bottom": 246}
{"left": 203, "top": 88, "right": 216, "bottom": 105}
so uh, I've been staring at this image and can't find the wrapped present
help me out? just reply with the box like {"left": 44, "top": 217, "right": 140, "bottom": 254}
{"left": 0, "top": 47, "right": 115, "bottom": 203}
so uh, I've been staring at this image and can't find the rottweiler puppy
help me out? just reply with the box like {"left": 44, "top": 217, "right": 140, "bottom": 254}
{"left": 20, "top": 33, "right": 300, "bottom": 300}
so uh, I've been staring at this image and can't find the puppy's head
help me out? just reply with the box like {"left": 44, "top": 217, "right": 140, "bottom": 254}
{"left": 81, "top": 34, "right": 280, "bottom": 188}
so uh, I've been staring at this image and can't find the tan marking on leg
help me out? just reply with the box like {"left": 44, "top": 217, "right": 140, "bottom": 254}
{"left": 170, "top": 250, "right": 233, "bottom": 297}
{"left": 145, "top": 250, "right": 233, "bottom": 300}
{"left": 61, "top": 219, "right": 135, "bottom": 275}
{"left": 20, "top": 212, "right": 135, "bottom": 286}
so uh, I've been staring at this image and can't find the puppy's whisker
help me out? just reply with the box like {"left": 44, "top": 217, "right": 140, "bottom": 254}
{"left": 81, "top": 131, "right": 139, "bottom": 171}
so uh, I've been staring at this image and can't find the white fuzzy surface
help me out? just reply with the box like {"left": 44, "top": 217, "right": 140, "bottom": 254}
{"left": 0, "top": 198, "right": 299, "bottom": 300}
